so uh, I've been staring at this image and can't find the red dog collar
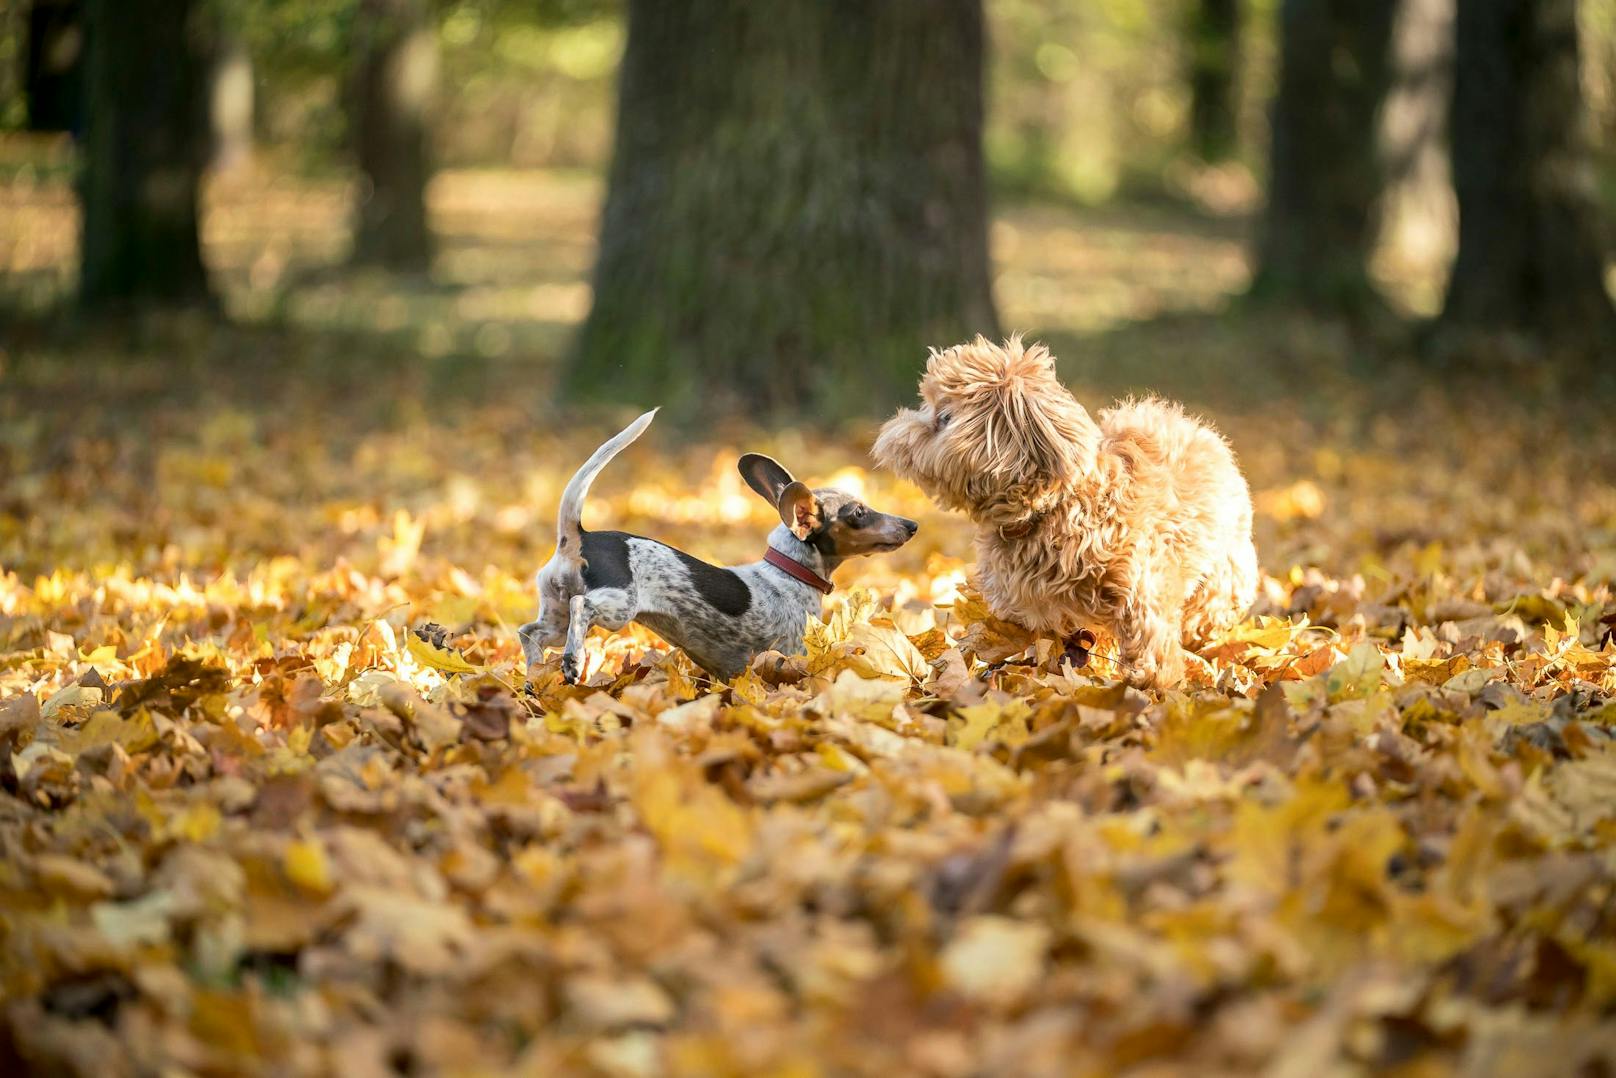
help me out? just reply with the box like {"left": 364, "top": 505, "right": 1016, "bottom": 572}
{"left": 763, "top": 547, "right": 833, "bottom": 594}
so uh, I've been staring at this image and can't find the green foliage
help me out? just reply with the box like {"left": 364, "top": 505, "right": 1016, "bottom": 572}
{"left": 7, "top": 0, "right": 1611, "bottom": 212}
{"left": 229, "top": 0, "right": 358, "bottom": 165}
{"left": 986, "top": 0, "right": 1276, "bottom": 205}
{"left": 433, "top": 0, "right": 621, "bottom": 167}
{"left": 208, "top": 0, "right": 619, "bottom": 170}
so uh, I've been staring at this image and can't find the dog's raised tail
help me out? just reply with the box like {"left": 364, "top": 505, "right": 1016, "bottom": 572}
{"left": 555, "top": 409, "right": 657, "bottom": 553}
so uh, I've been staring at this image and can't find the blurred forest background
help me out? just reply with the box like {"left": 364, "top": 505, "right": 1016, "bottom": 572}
{"left": 2, "top": 0, "right": 1613, "bottom": 419}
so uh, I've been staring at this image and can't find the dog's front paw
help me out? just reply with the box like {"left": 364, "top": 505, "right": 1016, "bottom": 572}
{"left": 561, "top": 650, "right": 582, "bottom": 685}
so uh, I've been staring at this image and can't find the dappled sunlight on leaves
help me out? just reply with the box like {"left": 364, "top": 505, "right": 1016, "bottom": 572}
{"left": 5, "top": 143, "right": 1616, "bottom": 1073}
{"left": 2, "top": 357, "right": 1615, "bottom": 1075}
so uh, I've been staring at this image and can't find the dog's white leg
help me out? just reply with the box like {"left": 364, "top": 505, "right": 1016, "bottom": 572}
{"left": 517, "top": 621, "right": 561, "bottom": 669}
{"left": 560, "top": 588, "right": 635, "bottom": 684}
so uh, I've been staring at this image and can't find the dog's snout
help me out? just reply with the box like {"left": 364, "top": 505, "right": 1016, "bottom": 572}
{"left": 901, "top": 517, "right": 918, "bottom": 537}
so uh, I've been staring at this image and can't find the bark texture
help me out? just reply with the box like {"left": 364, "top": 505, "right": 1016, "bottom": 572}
{"left": 1439, "top": 0, "right": 1616, "bottom": 357}
{"left": 1250, "top": 0, "right": 1397, "bottom": 311}
{"left": 567, "top": 0, "right": 999, "bottom": 417}
{"left": 350, "top": 0, "right": 436, "bottom": 271}
{"left": 78, "top": 0, "right": 213, "bottom": 309}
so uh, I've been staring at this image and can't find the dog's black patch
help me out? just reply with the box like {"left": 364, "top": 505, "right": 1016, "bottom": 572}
{"left": 580, "top": 530, "right": 633, "bottom": 590}
{"left": 670, "top": 548, "right": 751, "bottom": 617}
{"left": 581, "top": 531, "right": 751, "bottom": 618}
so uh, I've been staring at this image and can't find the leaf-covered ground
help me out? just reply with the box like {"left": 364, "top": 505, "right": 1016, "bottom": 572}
{"left": 4, "top": 156, "right": 1616, "bottom": 1076}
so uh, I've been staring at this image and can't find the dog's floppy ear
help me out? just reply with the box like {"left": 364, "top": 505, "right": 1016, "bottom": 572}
{"left": 738, "top": 455, "right": 823, "bottom": 539}
{"left": 777, "top": 481, "right": 822, "bottom": 540}
{"left": 1012, "top": 383, "right": 1091, "bottom": 487}
{"left": 997, "top": 340, "right": 1093, "bottom": 488}
{"left": 738, "top": 453, "right": 795, "bottom": 506}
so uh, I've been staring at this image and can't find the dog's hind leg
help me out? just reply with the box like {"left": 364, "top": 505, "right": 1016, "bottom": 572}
{"left": 1118, "top": 610, "right": 1187, "bottom": 689}
{"left": 560, "top": 588, "right": 635, "bottom": 684}
{"left": 518, "top": 618, "right": 565, "bottom": 669}
{"left": 1113, "top": 566, "right": 1192, "bottom": 688}
{"left": 1183, "top": 542, "right": 1259, "bottom": 646}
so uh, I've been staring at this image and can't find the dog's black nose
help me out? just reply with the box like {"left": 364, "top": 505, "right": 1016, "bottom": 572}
{"left": 902, "top": 518, "right": 919, "bottom": 536}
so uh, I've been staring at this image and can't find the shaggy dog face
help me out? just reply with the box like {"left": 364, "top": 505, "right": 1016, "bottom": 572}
{"left": 871, "top": 337, "right": 1097, "bottom": 530}
{"left": 873, "top": 335, "right": 1258, "bottom": 688}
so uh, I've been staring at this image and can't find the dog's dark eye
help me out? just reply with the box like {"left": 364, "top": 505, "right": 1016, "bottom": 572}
{"left": 851, "top": 506, "right": 869, "bottom": 525}
{"left": 936, "top": 410, "right": 951, "bottom": 430}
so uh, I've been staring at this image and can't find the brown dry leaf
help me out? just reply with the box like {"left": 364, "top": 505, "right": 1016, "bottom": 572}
{"left": 565, "top": 975, "right": 676, "bottom": 1032}
{"left": 33, "top": 854, "right": 117, "bottom": 899}
{"left": 458, "top": 686, "right": 515, "bottom": 740}
{"left": 747, "top": 765, "right": 851, "bottom": 804}
{"left": 378, "top": 683, "right": 461, "bottom": 754}
{"left": 340, "top": 887, "right": 478, "bottom": 976}
{"left": 949, "top": 592, "right": 1036, "bottom": 662}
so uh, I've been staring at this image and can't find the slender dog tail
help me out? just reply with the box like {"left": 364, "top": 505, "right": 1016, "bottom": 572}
{"left": 555, "top": 409, "right": 657, "bottom": 554}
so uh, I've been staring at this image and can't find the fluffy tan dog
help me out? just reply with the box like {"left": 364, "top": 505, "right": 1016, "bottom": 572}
{"left": 872, "top": 335, "right": 1257, "bottom": 687}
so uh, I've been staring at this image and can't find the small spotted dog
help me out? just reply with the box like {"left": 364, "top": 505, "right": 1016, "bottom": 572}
{"left": 519, "top": 411, "right": 918, "bottom": 683}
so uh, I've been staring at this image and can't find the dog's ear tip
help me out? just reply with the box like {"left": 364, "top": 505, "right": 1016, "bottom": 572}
{"left": 741, "top": 455, "right": 799, "bottom": 505}
{"left": 777, "top": 481, "right": 820, "bottom": 536}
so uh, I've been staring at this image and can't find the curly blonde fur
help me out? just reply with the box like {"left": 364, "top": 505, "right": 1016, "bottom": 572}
{"left": 872, "top": 335, "right": 1257, "bottom": 688}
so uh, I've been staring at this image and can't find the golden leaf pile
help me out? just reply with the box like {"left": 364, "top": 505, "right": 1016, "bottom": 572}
{"left": 2, "top": 364, "right": 1615, "bottom": 1077}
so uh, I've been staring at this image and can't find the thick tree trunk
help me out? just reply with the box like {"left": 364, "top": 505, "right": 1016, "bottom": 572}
{"left": 349, "top": 0, "right": 436, "bottom": 271}
{"left": 78, "top": 0, "right": 213, "bottom": 309}
{"left": 1250, "top": 0, "right": 1396, "bottom": 311}
{"left": 1439, "top": 0, "right": 1616, "bottom": 358}
{"left": 566, "top": 0, "right": 999, "bottom": 418}
{"left": 1186, "top": 0, "right": 1241, "bottom": 163}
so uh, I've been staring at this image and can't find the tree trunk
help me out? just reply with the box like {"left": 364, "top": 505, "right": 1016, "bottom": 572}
{"left": 1250, "top": 0, "right": 1396, "bottom": 312}
{"left": 78, "top": 0, "right": 213, "bottom": 310}
{"left": 1439, "top": 0, "right": 1616, "bottom": 358}
{"left": 1186, "top": 0, "right": 1241, "bottom": 163}
{"left": 566, "top": 0, "right": 999, "bottom": 418}
{"left": 349, "top": 0, "right": 436, "bottom": 271}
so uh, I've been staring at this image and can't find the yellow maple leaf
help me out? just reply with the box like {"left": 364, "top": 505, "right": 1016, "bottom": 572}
{"left": 406, "top": 633, "right": 484, "bottom": 675}
{"left": 950, "top": 699, "right": 1031, "bottom": 751}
